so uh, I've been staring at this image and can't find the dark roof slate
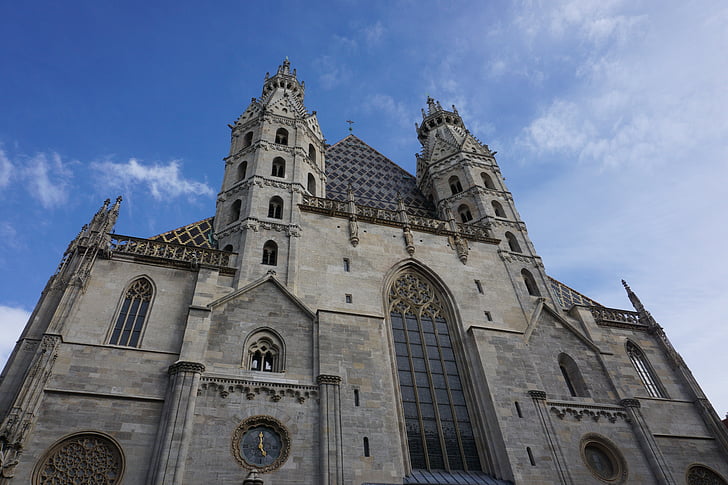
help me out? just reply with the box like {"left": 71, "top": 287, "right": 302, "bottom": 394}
{"left": 325, "top": 135, "right": 437, "bottom": 217}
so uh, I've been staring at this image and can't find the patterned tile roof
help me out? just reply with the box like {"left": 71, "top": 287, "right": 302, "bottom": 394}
{"left": 149, "top": 217, "right": 215, "bottom": 248}
{"left": 548, "top": 276, "right": 602, "bottom": 309}
{"left": 325, "top": 135, "right": 437, "bottom": 217}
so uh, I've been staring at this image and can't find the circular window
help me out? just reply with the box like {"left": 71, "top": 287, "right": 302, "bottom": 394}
{"left": 580, "top": 434, "right": 627, "bottom": 483}
{"left": 33, "top": 432, "right": 124, "bottom": 484}
{"left": 687, "top": 464, "right": 728, "bottom": 485}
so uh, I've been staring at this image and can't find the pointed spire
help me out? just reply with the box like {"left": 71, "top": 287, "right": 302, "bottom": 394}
{"left": 622, "top": 279, "right": 645, "bottom": 313}
{"left": 427, "top": 96, "right": 437, "bottom": 115}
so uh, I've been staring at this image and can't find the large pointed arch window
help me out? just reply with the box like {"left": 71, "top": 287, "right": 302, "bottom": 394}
{"left": 109, "top": 277, "right": 153, "bottom": 347}
{"left": 388, "top": 271, "right": 481, "bottom": 472}
{"left": 626, "top": 341, "right": 667, "bottom": 398}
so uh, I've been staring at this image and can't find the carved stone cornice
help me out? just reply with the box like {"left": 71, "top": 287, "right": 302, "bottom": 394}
{"left": 547, "top": 401, "right": 630, "bottom": 423}
{"left": 200, "top": 377, "right": 318, "bottom": 404}
{"left": 498, "top": 249, "right": 544, "bottom": 268}
{"left": 620, "top": 398, "right": 641, "bottom": 408}
{"left": 317, "top": 374, "right": 342, "bottom": 385}
{"left": 168, "top": 361, "right": 205, "bottom": 375}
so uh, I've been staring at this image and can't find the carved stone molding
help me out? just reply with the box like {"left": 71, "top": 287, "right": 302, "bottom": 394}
{"left": 317, "top": 374, "right": 342, "bottom": 385}
{"left": 528, "top": 390, "right": 547, "bottom": 400}
{"left": 548, "top": 402, "right": 629, "bottom": 424}
{"left": 619, "top": 398, "right": 641, "bottom": 408}
{"left": 168, "top": 361, "right": 205, "bottom": 375}
{"left": 498, "top": 249, "right": 544, "bottom": 268}
{"left": 199, "top": 377, "right": 317, "bottom": 404}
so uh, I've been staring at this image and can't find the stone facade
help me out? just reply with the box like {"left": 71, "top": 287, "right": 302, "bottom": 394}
{"left": 1, "top": 60, "right": 727, "bottom": 485}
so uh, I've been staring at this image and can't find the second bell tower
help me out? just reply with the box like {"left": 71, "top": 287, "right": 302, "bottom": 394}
{"left": 215, "top": 59, "right": 326, "bottom": 286}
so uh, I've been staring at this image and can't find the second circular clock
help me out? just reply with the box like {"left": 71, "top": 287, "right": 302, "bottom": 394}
{"left": 232, "top": 415, "right": 290, "bottom": 473}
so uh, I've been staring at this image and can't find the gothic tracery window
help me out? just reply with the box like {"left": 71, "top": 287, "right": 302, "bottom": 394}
{"left": 388, "top": 271, "right": 481, "bottom": 472}
{"left": 262, "top": 240, "right": 278, "bottom": 266}
{"left": 272, "top": 157, "right": 286, "bottom": 177}
{"left": 245, "top": 330, "right": 284, "bottom": 372}
{"left": 687, "top": 465, "right": 728, "bottom": 485}
{"left": 33, "top": 432, "right": 124, "bottom": 484}
{"left": 626, "top": 341, "right": 667, "bottom": 398}
{"left": 109, "top": 277, "right": 153, "bottom": 347}
{"left": 449, "top": 176, "right": 463, "bottom": 195}
{"left": 275, "top": 128, "right": 289, "bottom": 145}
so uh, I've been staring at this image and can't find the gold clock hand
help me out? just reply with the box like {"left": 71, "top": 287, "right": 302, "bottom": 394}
{"left": 258, "top": 431, "right": 267, "bottom": 456}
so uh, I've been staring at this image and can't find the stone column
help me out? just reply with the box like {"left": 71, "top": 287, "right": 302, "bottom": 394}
{"left": 318, "top": 374, "right": 343, "bottom": 485}
{"left": 619, "top": 399, "right": 676, "bottom": 485}
{"left": 148, "top": 361, "right": 205, "bottom": 485}
{"left": 528, "top": 390, "right": 573, "bottom": 485}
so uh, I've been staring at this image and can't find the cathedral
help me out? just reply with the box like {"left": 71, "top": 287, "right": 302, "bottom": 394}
{"left": 1, "top": 59, "right": 727, "bottom": 485}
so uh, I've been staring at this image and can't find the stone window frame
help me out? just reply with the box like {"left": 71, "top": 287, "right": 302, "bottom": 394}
{"left": 625, "top": 340, "right": 668, "bottom": 399}
{"left": 32, "top": 431, "right": 125, "bottom": 484}
{"left": 448, "top": 175, "right": 464, "bottom": 195}
{"left": 557, "top": 352, "right": 590, "bottom": 397}
{"left": 107, "top": 276, "right": 155, "bottom": 348}
{"left": 580, "top": 433, "right": 627, "bottom": 484}
{"left": 243, "top": 328, "right": 286, "bottom": 373}
{"left": 686, "top": 464, "right": 728, "bottom": 485}
{"left": 386, "top": 268, "right": 483, "bottom": 473}
{"left": 275, "top": 127, "right": 289, "bottom": 145}
{"left": 262, "top": 240, "right": 278, "bottom": 266}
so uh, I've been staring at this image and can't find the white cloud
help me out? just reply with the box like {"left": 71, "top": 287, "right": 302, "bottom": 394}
{"left": 23, "top": 152, "right": 74, "bottom": 208}
{"left": 0, "top": 148, "right": 13, "bottom": 188}
{"left": 362, "top": 21, "right": 384, "bottom": 46}
{"left": 91, "top": 158, "right": 214, "bottom": 201}
{"left": 0, "top": 305, "right": 31, "bottom": 368}
{"left": 313, "top": 55, "right": 352, "bottom": 90}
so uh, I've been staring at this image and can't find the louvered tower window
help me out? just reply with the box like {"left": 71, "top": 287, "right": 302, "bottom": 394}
{"left": 389, "top": 271, "right": 481, "bottom": 472}
{"left": 626, "top": 341, "right": 667, "bottom": 398}
{"left": 109, "top": 278, "right": 153, "bottom": 347}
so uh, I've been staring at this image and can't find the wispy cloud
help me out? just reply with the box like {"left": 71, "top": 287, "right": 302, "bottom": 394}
{"left": 313, "top": 55, "right": 352, "bottom": 90}
{"left": 91, "top": 158, "right": 214, "bottom": 201}
{"left": 0, "top": 305, "right": 30, "bottom": 364}
{"left": 362, "top": 21, "right": 384, "bottom": 46}
{"left": 0, "top": 149, "right": 13, "bottom": 188}
{"left": 23, "top": 152, "right": 74, "bottom": 208}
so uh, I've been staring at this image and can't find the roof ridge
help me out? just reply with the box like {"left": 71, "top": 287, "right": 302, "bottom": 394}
{"left": 328, "top": 134, "right": 417, "bottom": 180}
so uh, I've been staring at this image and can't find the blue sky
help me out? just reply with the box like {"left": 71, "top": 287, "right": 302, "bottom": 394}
{"left": 1, "top": 1, "right": 727, "bottom": 414}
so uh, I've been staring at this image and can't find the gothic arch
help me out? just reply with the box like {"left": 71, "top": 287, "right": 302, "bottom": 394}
{"left": 33, "top": 431, "right": 125, "bottom": 484}
{"left": 558, "top": 353, "right": 589, "bottom": 397}
{"left": 625, "top": 340, "right": 667, "bottom": 398}
{"left": 107, "top": 276, "right": 155, "bottom": 348}
{"left": 686, "top": 464, "right": 728, "bottom": 485}
{"left": 243, "top": 327, "right": 286, "bottom": 372}
{"left": 382, "top": 261, "right": 485, "bottom": 473}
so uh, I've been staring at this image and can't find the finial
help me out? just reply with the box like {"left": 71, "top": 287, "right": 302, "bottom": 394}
{"left": 452, "top": 104, "right": 458, "bottom": 114}
{"left": 346, "top": 120, "right": 355, "bottom": 133}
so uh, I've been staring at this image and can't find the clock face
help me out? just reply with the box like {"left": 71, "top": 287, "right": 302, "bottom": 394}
{"left": 240, "top": 425, "right": 283, "bottom": 467}
{"left": 232, "top": 416, "right": 290, "bottom": 473}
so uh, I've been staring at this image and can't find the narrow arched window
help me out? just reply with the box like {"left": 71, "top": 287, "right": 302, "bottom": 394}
{"left": 308, "top": 143, "right": 317, "bottom": 162}
{"left": 237, "top": 161, "right": 247, "bottom": 181}
{"left": 307, "top": 173, "right": 316, "bottom": 196}
{"left": 626, "top": 341, "right": 667, "bottom": 398}
{"left": 268, "top": 196, "right": 283, "bottom": 219}
{"left": 481, "top": 172, "right": 496, "bottom": 189}
{"left": 243, "top": 131, "right": 253, "bottom": 148}
{"left": 558, "top": 353, "right": 589, "bottom": 397}
{"left": 262, "top": 240, "right": 278, "bottom": 265}
{"left": 109, "top": 277, "right": 153, "bottom": 347}
{"left": 492, "top": 200, "right": 506, "bottom": 218}
{"left": 388, "top": 270, "right": 482, "bottom": 472}
{"left": 245, "top": 330, "right": 284, "bottom": 372}
{"left": 275, "top": 128, "right": 289, "bottom": 145}
{"left": 458, "top": 204, "right": 473, "bottom": 223}
{"left": 229, "top": 199, "right": 242, "bottom": 224}
{"left": 449, "top": 176, "right": 463, "bottom": 195}
{"left": 505, "top": 232, "right": 522, "bottom": 252}
{"left": 521, "top": 269, "right": 540, "bottom": 296}
{"left": 272, "top": 157, "right": 286, "bottom": 177}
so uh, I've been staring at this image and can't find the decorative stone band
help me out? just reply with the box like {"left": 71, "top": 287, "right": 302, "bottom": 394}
{"left": 300, "top": 195, "right": 499, "bottom": 244}
{"left": 619, "top": 398, "right": 641, "bottom": 408}
{"left": 498, "top": 249, "right": 544, "bottom": 267}
{"left": 317, "top": 374, "right": 342, "bottom": 385}
{"left": 109, "top": 235, "right": 232, "bottom": 269}
{"left": 528, "top": 390, "right": 547, "bottom": 400}
{"left": 589, "top": 306, "right": 647, "bottom": 330}
{"left": 168, "top": 361, "right": 206, "bottom": 375}
{"left": 200, "top": 377, "right": 318, "bottom": 404}
{"left": 548, "top": 402, "right": 630, "bottom": 424}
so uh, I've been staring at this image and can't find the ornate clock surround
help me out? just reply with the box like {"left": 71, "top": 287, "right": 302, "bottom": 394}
{"left": 231, "top": 415, "right": 291, "bottom": 473}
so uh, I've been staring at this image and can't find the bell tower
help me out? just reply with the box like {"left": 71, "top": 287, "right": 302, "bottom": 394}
{"left": 214, "top": 59, "right": 326, "bottom": 285}
{"left": 416, "top": 97, "right": 551, "bottom": 301}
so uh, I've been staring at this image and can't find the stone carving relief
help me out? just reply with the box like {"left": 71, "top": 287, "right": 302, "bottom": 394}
{"left": 199, "top": 379, "right": 317, "bottom": 404}
{"left": 33, "top": 433, "right": 124, "bottom": 484}
{"left": 687, "top": 465, "right": 728, "bottom": 485}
